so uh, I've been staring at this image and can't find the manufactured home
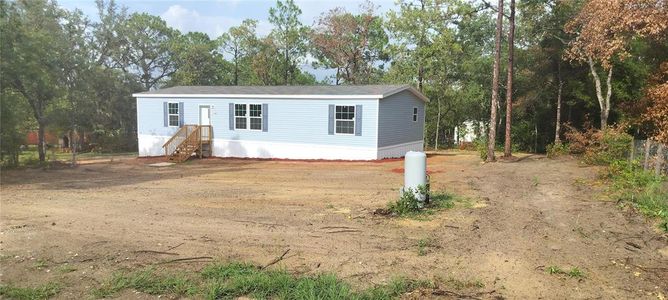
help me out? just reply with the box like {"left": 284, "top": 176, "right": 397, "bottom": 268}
{"left": 133, "top": 85, "right": 428, "bottom": 161}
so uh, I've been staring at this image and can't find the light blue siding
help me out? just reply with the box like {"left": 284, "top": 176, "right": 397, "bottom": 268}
{"left": 377, "top": 90, "right": 425, "bottom": 147}
{"left": 136, "top": 97, "right": 379, "bottom": 148}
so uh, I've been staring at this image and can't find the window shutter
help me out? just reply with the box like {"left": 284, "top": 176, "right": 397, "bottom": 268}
{"left": 229, "top": 103, "right": 235, "bottom": 130}
{"left": 355, "top": 105, "right": 363, "bottom": 136}
{"left": 162, "top": 102, "right": 169, "bottom": 127}
{"left": 262, "top": 103, "right": 268, "bottom": 132}
{"left": 178, "top": 102, "right": 184, "bottom": 127}
{"left": 328, "top": 105, "right": 335, "bottom": 135}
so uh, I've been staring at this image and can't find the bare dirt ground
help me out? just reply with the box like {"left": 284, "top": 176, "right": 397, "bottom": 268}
{"left": 1, "top": 151, "right": 667, "bottom": 299}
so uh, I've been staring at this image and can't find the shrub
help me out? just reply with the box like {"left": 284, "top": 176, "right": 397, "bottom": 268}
{"left": 564, "top": 124, "right": 632, "bottom": 165}
{"left": 387, "top": 187, "right": 423, "bottom": 216}
{"left": 474, "top": 138, "right": 488, "bottom": 160}
{"left": 546, "top": 143, "right": 569, "bottom": 158}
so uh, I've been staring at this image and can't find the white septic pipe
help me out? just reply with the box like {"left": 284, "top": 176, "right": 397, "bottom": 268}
{"left": 403, "top": 151, "right": 427, "bottom": 206}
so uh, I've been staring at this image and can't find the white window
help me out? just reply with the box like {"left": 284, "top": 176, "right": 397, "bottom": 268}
{"left": 335, "top": 105, "right": 355, "bottom": 135}
{"left": 235, "top": 104, "right": 262, "bottom": 130}
{"left": 168, "top": 102, "right": 179, "bottom": 127}
{"left": 413, "top": 107, "right": 418, "bottom": 122}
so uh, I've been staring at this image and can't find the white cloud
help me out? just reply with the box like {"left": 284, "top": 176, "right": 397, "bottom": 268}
{"left": 161, "top": 4, "right": 271, "bottom": 39}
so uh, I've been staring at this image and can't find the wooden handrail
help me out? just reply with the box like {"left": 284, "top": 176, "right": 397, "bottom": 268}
{"left": 163, "top": 125, "right": 213, "bottom": 161}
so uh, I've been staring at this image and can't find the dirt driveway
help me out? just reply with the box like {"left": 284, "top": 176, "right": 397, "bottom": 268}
{"left": 1, "top": 152, "right": 667, "bottom": 299}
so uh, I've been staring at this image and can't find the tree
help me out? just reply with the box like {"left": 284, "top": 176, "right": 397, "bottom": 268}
{"left": 564, "top": 0, "right": 668, "bottom": 129}
{"left": 118, "top": 13, "right": 178, "bottom": 90}
{"left": 311, "top": 3, "right": 388, "bottom": 84}
{"left": 487, "top": 0, "right": 504, "bottom": 162}
{"left": 170, "top": 32, "right": 228, "bottom": 86}
{"left": 268, "top": 0, "right": 309, "bottom": 85}
{"left": 1, "top": 0, "right": 70, "bottom": 162}
{"left": 503, "top": 0, "right": 515, "bottom": 157}
{"left": 218, "top": 19, "right": 258, "bottom": 85}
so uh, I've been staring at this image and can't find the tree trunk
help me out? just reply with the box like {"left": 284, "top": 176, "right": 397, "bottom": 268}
{"left": 487, "top": 0, "right": 504, "bottom": 162}
{"left": 555, "top": 63, "right": 563, "bottom": 145}
{"left": 435, "top": 99, "right": 441, "bottom": 150}
{"left": 38, "top": 122, "right": 46, "bottom": 162}
{"left": 503, "top": 0, "right": 515, "bottom": 158}
{"left": 587, "top": 57, "right": 613, "bottom": 129}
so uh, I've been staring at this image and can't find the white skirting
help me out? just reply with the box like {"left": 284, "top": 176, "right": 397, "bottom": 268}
{"left": 138, "top": 135, "right": 423, "bottom": 160}
{"left": 377, "top": 140, "right": 424, "bottom": 159}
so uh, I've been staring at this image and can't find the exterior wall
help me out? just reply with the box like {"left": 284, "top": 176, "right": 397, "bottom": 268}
{"left": 136, "top": 97, "right": 379, "bottom": 160}
{"left": 377, "top": 90, "right": 425, "bottom": 149}
{"left": 377, "top": 140, "right": 424, "bottom": 159}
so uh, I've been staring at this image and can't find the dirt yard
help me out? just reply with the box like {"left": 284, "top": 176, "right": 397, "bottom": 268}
{"left": 1, "top": 151, "right": 667, "bottom": 299}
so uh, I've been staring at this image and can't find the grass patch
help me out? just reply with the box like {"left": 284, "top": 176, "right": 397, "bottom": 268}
{"left": 94, "top": 262, "right": 434, "bottom": 299}
{"left": 0, "top": 282, "right": 61, "bottom": 300}
{"left": 93, "top": 268, "right": 198, "bottom": 298}
{"left": 441, "top": 277, "right": 485, "bottom": 290}
{"left": 385, "top": 187, "right": 459, "bottom": 219}
{"left": 57, "top": 264, "right": 77, "bottom": 274}
{"left": 546, "top": 266, "right": 585, "bottom": 278}
{"left": 32, "top": 259, "right": 48, "bottom": 270}
{"left": 604, "top": 160, "right": 668, "bottom": 231}
{"left": 416, "top": 238, "right": 438, "bottom": 256}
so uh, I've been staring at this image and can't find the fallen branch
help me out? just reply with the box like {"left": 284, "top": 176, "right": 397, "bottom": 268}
{"left": 261, "top": 249, "right": 290, "bottom": 270}
{"left": 166, "top": 242, "right": 185, "bottom": 251}
{"left": 132, "top": 250, "right": 179, "bottom": 256}
{"left": 325, "top": 229, "right": 362, "bottom": 234}
{"left": 158, "top": 256, "right": 213, "bottom": 264}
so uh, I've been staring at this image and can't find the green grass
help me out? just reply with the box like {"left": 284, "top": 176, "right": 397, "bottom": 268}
{"left": 386, "top": 188, "right": 459, "bottom": 219}
{"left": 57, "top": 265, "right": 77, "bottom": 274}
{"left": 0, "top": 282, "right": 61, "bottom": 300}
{"left": 605, "top": 160, "right": 668, "bottom": 231}
{"left": 93, "top": 268, "right": 197, "bottom": 298}
{"left": 416, "top": 238, "right": 437, "bottom": 256}
{"left": 546, "top": 266, "right": 584, "bottom": 278}
{"left": 93, "top": 262, "right": 434, "bottom": 299}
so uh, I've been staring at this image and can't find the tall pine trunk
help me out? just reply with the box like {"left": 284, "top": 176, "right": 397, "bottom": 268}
{"left": 487, "top": 0, "right": 504, "bottom": 162}
{"left": 503, "top": 0, "right": 515, "bottom": 158}
{"left": 555, "top": 62, "right": 563, "bottom": 145}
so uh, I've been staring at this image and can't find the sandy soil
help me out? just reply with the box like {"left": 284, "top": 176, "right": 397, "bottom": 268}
{"left": 1, "top": 151, "right": 666, "bottom": 299}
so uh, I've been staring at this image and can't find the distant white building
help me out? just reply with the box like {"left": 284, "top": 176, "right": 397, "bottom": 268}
{"left": 454, "top": 121, "right": 485, "bottom": 144}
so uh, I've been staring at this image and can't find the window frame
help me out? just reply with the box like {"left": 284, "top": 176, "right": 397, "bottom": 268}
{"left": 412, "top": 107, "right": 418, "bottom": 122}
{"left": 234, "top": 103, "right": 263, "bottom": 131}
{"left": 167, "top": 102, "right": 180, "bottom": 127}
{"left": 334, "top": 105, "right": 356, "bottom": 135}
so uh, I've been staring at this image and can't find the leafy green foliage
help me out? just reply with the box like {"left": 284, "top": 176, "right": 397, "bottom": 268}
{"left": 605, "top": 160, "right": 668, "bottom": 230}
{"left": 0, "top": 282, "right": 61, "bottom": 300}
{"left": 546, "top": 143, "right": 569, "bottom": 158}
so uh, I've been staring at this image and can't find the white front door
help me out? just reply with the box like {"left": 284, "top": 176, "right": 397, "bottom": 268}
{"left": 199, "top": 106, "right": 211, "bottom": 126}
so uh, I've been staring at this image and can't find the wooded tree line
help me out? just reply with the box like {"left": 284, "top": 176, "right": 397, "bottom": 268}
{"left": 1, "top": 0, "right": 666, "bottom": 165}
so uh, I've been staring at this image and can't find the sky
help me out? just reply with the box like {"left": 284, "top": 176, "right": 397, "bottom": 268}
{"left": 58, "top": 0, "right": 397, "bottom": 81}
{"left": 58, "top": 0, "right": 396, "bottom": 40}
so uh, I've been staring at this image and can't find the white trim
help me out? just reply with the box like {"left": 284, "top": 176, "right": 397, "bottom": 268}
{"left": 167, "top": 102, "right": 180, "bottom": 127}
{"left": 134, "top": 93, "right": 383, "bottom": 99}
{"left": 138, "top": 134, "right": 377, "bottom": 160}
{"left": 132, "top": 86, "right": 429, "bottom": 103}
{"left": 234, "top": 103, "right": 263, "bottom": 131}
{"left": 334, "top": 105, "right": 356, "bottom": 135}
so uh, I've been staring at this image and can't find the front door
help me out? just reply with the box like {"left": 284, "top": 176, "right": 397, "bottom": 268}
{"left": 199, "top": 106, "right": 211, "bottom": 140}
